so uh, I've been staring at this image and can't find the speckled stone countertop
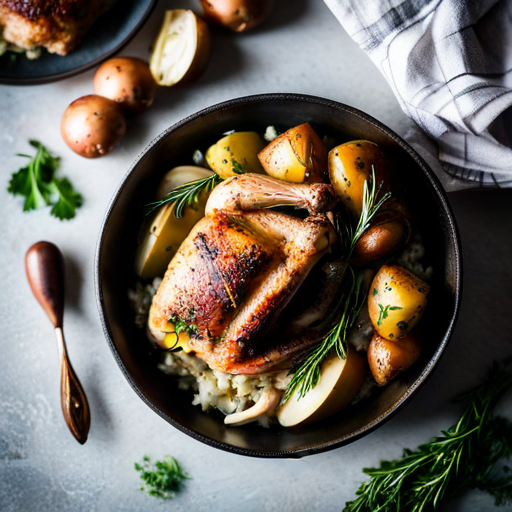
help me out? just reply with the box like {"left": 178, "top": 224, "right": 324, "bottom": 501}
{"left": 1, "top": 1, "right": 511, "bottom": 511}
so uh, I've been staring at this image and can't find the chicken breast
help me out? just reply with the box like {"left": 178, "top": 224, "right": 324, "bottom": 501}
{"left": 149, "top": 174, "right": 339, "bottom": 374}
{"left": 0, "top": 0, "right": 117, "bottom": 55}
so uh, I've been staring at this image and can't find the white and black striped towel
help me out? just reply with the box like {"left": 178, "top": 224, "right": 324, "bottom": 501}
{"left": 324, "top": 0, "right": 512, "bottom": 189}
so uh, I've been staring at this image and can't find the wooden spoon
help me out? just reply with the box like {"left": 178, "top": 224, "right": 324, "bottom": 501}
{"left": 25, "top": 241, "right": 91, "bottom": 444}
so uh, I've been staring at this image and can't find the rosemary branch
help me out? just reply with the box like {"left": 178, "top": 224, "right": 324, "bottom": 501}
{"left": 146, "top": 173, "right": 221, "bottom": 218}
{"left": 343, "top": 358, "right": 512, "bottom": 512}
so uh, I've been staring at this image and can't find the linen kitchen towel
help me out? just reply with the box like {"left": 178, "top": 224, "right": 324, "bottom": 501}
{"left": 324, "top": 0, "right": 512, "bottom": 189}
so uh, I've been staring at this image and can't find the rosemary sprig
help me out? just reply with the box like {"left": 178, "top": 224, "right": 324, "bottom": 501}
{"left": 283, "top": 268, "right": 365, "bottom": 402}
{"left": 146, "top": 173, "right": 221, "bottom": 218}
{"left": 343, "top": 358, "right": 512, "bottom": 512}
{"left": 283, "top": 168, "right": 390, "bottom": 402}
{"left": 340, "top": 166, "right": 391, "bottom": 259}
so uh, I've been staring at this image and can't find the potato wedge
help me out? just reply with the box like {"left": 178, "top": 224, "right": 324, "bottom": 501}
{"left": 205, "top": 131, "right": 266, "bottom": 179}
{"left": 150, "top": 10, "right": 210, "bottom": 86}
{"left": 277, "top": 346, "right": 366, "bottom": 427}
{"left": 135, "top": 167, "right": 214, "bottom": 279}
{"left": 258, "top": 123, "right": 328, "bottom": 183}
{"left": 328, "top": 140, "right": 389, "bottom": 217}
{"left": 368, "top": 264, "right": 429, "bottom": 340}
{"left": 368, "top": 331, "right": 422, "bottom": 386}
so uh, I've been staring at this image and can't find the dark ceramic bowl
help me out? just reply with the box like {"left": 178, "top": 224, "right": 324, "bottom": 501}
{"left": 95, "top": 94, "right": 462, "bottom": 458}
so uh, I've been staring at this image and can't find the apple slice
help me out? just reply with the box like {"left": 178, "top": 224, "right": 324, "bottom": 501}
{"left": 135, "top": 167, "right": 214, "bottom": 279}
{"left": 150, "top": 10, "right": 211, "bottom": 86}
{"left": 277, "top": 345, "right": 366, "bottom": 427}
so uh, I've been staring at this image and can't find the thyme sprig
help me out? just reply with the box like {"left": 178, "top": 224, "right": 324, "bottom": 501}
{"left": 343, "top": 358, "right": 512, "bottom": 512}
{"left": 146, "top": 173, "right": 221, "bottom": 218}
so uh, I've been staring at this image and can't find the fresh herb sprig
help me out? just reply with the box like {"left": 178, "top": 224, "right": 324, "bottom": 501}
{"left": 377, "top": 304, "right": 403, "bottom": 326}
{"left": 146, "top": 173, "right": 220, "bottom": 218}
{"left": 339, "top": 166, "right": 391, "bottom": 259}
{"left": 283, "top": 168, "right": 390, "bottom": 402}
{"left": 343, "top": 358, "right": 512, "bottom": 512}
{"left": 283, "top": 268, "right": 366, "bottom": 402}
{"left": 135, "top": 455, "right": 190, "bottom": 500}
{"left": 8, "top": 140, "right": 82, "bottom": 220}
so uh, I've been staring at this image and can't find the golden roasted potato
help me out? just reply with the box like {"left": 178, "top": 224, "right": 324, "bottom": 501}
{"left": 205, "top": 131, "right": 266, "bottom": 179}
{"left": 328, "top": 140, "right": 389, "bottom": 217}
{"left": 150, "top": 10, "right": 211, "bottom": 86}
{"left": 135, "top": 167, "right": 214, "bottom": 279}
{"left": 276, "top": 346, "right": 366, "bottom": 427}
{"left": 368, "top": 331, "right": 422, "bottom": 386}
{"left": 258, "top": 123, "right": 328, "bottom": 183}
{"left": 352, "top": 199, "right": 412, "bottom": 264}
{"left": 368, "top": 264, "right": 429, "bottom": 340}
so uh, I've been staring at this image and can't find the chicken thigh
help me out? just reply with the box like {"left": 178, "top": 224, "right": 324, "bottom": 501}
{"left": 149, "top": 174, "right": 339, "bottom": 374}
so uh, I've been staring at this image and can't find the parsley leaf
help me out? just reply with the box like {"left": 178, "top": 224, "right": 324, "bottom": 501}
{"left": 8, "top": 141, "right": 82, "bottom": 220}
{"left": 50, "top": 178, "right": 84, "bottom": 220}
{"left": 135, "top": 455, "right": 190, "bottom": 499}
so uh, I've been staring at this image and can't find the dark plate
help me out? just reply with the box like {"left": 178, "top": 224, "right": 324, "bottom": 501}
{"left": 95, "top": 94, "right": 462, "bottom": 458}
{"left": 0, "top": 0, "right": 156, "bottom": 85}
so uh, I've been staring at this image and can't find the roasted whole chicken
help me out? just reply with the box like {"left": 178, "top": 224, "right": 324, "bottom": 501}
{"left": 149, "top": 173, "right": 339, "bottom": 374}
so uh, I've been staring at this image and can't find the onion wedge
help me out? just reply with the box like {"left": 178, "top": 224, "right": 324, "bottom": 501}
{"left": 150, "top": 10, "right": 210, "bottom": 86}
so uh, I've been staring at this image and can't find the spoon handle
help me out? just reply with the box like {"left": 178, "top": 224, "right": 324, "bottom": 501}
{"left": 25, "top": 241, "right": 91, "bottom": 444}
{"left": 55, "top": 327, "right": 91, "bottom": 444}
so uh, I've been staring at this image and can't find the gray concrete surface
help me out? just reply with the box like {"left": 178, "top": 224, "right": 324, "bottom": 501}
{"left": 1, "top": 1, "right": 511, "bottom": 511}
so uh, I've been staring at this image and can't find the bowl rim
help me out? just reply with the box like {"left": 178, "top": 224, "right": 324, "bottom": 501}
{"left": 95, "top": 93, "right": 462, "bottom": 458}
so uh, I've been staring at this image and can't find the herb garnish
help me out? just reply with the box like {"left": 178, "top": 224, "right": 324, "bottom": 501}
{"left": 231, "top": 158, "right": 245, "bottom": 174}
{"left": 168, "top": 314, "right": 198, "bottom": 337}
{"left": 135, "top": 455, "right": 190, "bottom": 499}
{"left": 283, "top": 168, "right": 390, "bottom": 402}
{"left": 146, "top": 173, "right": 221, "bottom": 218}
{"left": 342, "top": 166, "right": 391, "bottom": 258}
{"left": 8, "top": 141, "right": 83, "bottom": 220}
{"left": 377, "top": 304, "right": 403, "bottom": 326}
{"left": 344, "top": 358, "right": 512, "bottom": 511}
{"left": 283, "top": 267, "right": 366, "bottom": 401}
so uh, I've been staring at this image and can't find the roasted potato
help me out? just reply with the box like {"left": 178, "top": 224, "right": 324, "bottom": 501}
{"left": 368, "top": 331, "right": 422, "bottom": 386}
{"left": 328, "top": 140, "right": 389, "bottom": 217}
{"left": 93, "top": 57, "right": 157, "bottom": 116}
{"left": 258, "top": 123, "right": 328, "bottom": 183}
{"left": 150, "top": 10, "right": 210, "bottom": 86}
{"left": 352, "top": 199, "right": 412, "bottom": 264}
{"left": 200, "top": 0, "right": 274, "bottom": 32}
{"left": 277, "top": 346, "right": 366, "bottom": 427}
{"left": 206, "top": 131, "right": 266, "bottom": 179}
{"left": 61, "top": 94, "right": 126, "bottom": 158}
{"left": 368, "top": 264, "right": 429, "bottom": 340}
{"left": 135, "top": 167, "right": 214, "bottom": 279}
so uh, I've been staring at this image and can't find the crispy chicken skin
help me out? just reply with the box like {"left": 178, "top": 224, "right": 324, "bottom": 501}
{"left": 0, "top": 0, "right": 117, "bottom": 55}
{"left": 149, "top": 174, "right": 339, "bottom": 374}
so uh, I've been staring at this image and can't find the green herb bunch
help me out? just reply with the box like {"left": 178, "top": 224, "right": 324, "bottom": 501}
{"left": 8, "top": 140, "right": 82, "bottom": 220}
{"left": 135, "top": 455, "right": 190, "bottom": 500}
{"left": 344, "top": 358, "right": 512, "bottom": 512}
